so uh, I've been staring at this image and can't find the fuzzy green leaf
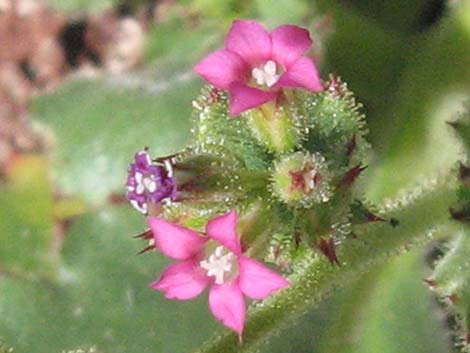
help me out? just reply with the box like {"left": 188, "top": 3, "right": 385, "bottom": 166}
{"left": 32, "top": 76, "right": 198, "bottom": 204}
{"left": 319, "top": 252, "right": 450, "bottom": 353}
{"left": 366, "top": 2, "right": 470, "bottom": 201}
{"left": 191, "top": 87, "right": 273, "bottom": 171}
{"left": 145, "top": 19, "right": 221, "bottom": 66}
{"left": 0, "top": 206, "right": 218, "bottom": 353}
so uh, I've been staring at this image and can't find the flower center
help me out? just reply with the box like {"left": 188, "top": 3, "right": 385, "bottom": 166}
{"left": 200, "top": 246, "right": 236, "bottom": 285}
{"left": 289, "top": 166, "right": 321, "bottom": 194}
{"left": 135, "top": 172, "right": 157, "bottom": 195}
{"left": 251, "top": 60, "right": 280, "bottom": 88}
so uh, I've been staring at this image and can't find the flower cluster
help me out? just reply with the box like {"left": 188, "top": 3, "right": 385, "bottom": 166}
{"left": 124, "top": 20, "right": 366, "bottom": 337}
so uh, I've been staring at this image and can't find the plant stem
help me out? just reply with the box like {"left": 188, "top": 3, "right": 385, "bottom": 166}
{"left": 195, "top": 179, "right": 458, "bottom": 353}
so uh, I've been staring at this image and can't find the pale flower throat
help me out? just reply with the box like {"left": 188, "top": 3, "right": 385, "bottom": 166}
{"left": 135, "top": 172, "right": 157, "bottom": 195}
{"left": 200, "top": 246, "right": 236, "bottom": 284}
{"left": 252, "top": 60, "right": 280, "bottom": 88}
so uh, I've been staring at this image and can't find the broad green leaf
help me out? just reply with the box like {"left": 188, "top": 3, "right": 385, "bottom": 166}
{"left": 366, "top": 2, "right": 470, "bottom": 201}
{"left": 145, "top": 19, "right": 222, "bottom": 66}
{"left": 32, "top": 77, "right": 198, "bottom": 204}
{"left": 344, "top": 0, "right": 434, "bottom": 34}
{"left": 0, "top": 156, "right": 57, "bottom": 277}
{"left": 262, "top": 252, "right": 450, "bottom": 353}
{"left": 259, "top": 268, "right": 381, "bottom": 353}
{"left": 315, "top": 251, "right": 450, "bottom": 353}
{"left": 318, "top": 1, "right": 408, "bottom": 127}
{"left": 0, "top": 206, "right": 218, "bottom": 353}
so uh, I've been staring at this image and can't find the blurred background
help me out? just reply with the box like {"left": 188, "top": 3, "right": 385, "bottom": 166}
{"left": 0, "top": 0, "right": 469, "bottom": 352}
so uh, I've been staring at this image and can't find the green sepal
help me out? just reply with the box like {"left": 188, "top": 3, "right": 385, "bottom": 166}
{"left": 449, "top": 101, "right": 470, "bottom": 154}
{"left": 243, "top": 101, "right": 301, "bottom": 154}
{"left": 191, "top": 86, "right": 272, "bottom": 171}
{"left": 296, "top": 82, "right": 370, "bottom": 172}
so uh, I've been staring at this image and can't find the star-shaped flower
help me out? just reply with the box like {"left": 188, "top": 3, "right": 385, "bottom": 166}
{"left": 194, "top": 20, "right": 323, "bottom": 116}
{"left": 148, "top": 210, "right": 289, "bottom": 335}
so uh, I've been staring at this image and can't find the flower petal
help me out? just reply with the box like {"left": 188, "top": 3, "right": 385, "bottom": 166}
{"left": 271, "top": 25, "right": 312, "bottom": 68}
{"left": 150, "top": 259, "right": 209, "bottom": 300}
{"left": 225, "top": 20, "right": 271, "bottom": 65}
{"left": 238, "top": 256, "right": 289, "bottom": 300}
{"left": 228, "top": 82, "right": 278, "bottom": 116}
{"left": 194, "top": 49, "right": 249, "bottom": 89}
{"left": 277, "top": 57, "right": 323, "bottom": 91}
{"left": 209, "top": 280, "right": 246, "bottom": 335}
{"left": 147, "top": 217, "right": 206, "bottom": 260}
{"left": 206, "top": 210, "right": 242, "bottom": 254}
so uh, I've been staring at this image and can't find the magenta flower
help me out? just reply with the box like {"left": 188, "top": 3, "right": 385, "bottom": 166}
{"left": 147, "top": 210, "right": 289, "bottom": 335}
{"left": 126, "top": 150, "right": 177, "bottom": 214}
{"left": 194, "top": 20, "right": 323, "bottom": 116}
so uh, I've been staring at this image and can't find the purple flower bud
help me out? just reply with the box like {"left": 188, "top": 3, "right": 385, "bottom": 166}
{"left": 126, "top": 150, "right": 177, "bottom": 214}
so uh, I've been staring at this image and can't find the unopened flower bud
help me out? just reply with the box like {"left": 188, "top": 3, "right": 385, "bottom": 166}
{"left": 271, "top": 151, "right": 331, "bottom": 207}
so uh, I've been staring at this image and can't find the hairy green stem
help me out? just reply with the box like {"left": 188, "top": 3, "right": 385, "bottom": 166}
{"left": 195, "top": 180, "right": 458, "bottom": 353}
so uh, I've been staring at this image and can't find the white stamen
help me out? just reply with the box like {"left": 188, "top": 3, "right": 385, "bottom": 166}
{"left": 164, "top": 159, "right": 174, "bottom": 178}
{"left": 134, "top": 171, "right": 157, "bottom": 195}
{"left": 251, "top": 60, "right": 280, "bottom": 88}
{"left": 143, "top": 177, "right": 157, "bottom": 192}
{"left": 136, "top": 183, "right": 145, "bottom": 195}
{"left": 303, "top": 169, "right": 317, "bottom": 192}
{"left": 252, "top": 68, "right": 265, "bottom": 86}
{"left": 200, "top": 246, "right": 235, "bottom": 285}
{"left": 130, "top": 200, "right": 148, "bottom": 214}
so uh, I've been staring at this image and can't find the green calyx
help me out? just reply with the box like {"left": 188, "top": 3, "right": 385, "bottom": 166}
{"left": 243, "top": 101, "right": 301, "bottom": 154}
{"left": 163, "top": 82, "right": 373, "bottom": 268}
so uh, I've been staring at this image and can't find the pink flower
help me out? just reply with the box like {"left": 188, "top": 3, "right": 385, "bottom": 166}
{"left": 194, "top": 20, "right": 323, "bottom": 116}
{"left": 147, "top": 210, "right": 289, "bottom": 335}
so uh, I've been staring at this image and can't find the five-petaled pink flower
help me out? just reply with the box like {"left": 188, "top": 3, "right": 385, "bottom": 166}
{"left": 194, "top": 20, "right": 323, "bottom": 116}
{"left": 147, "top": 210, "right": 289, "bottom": 335}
